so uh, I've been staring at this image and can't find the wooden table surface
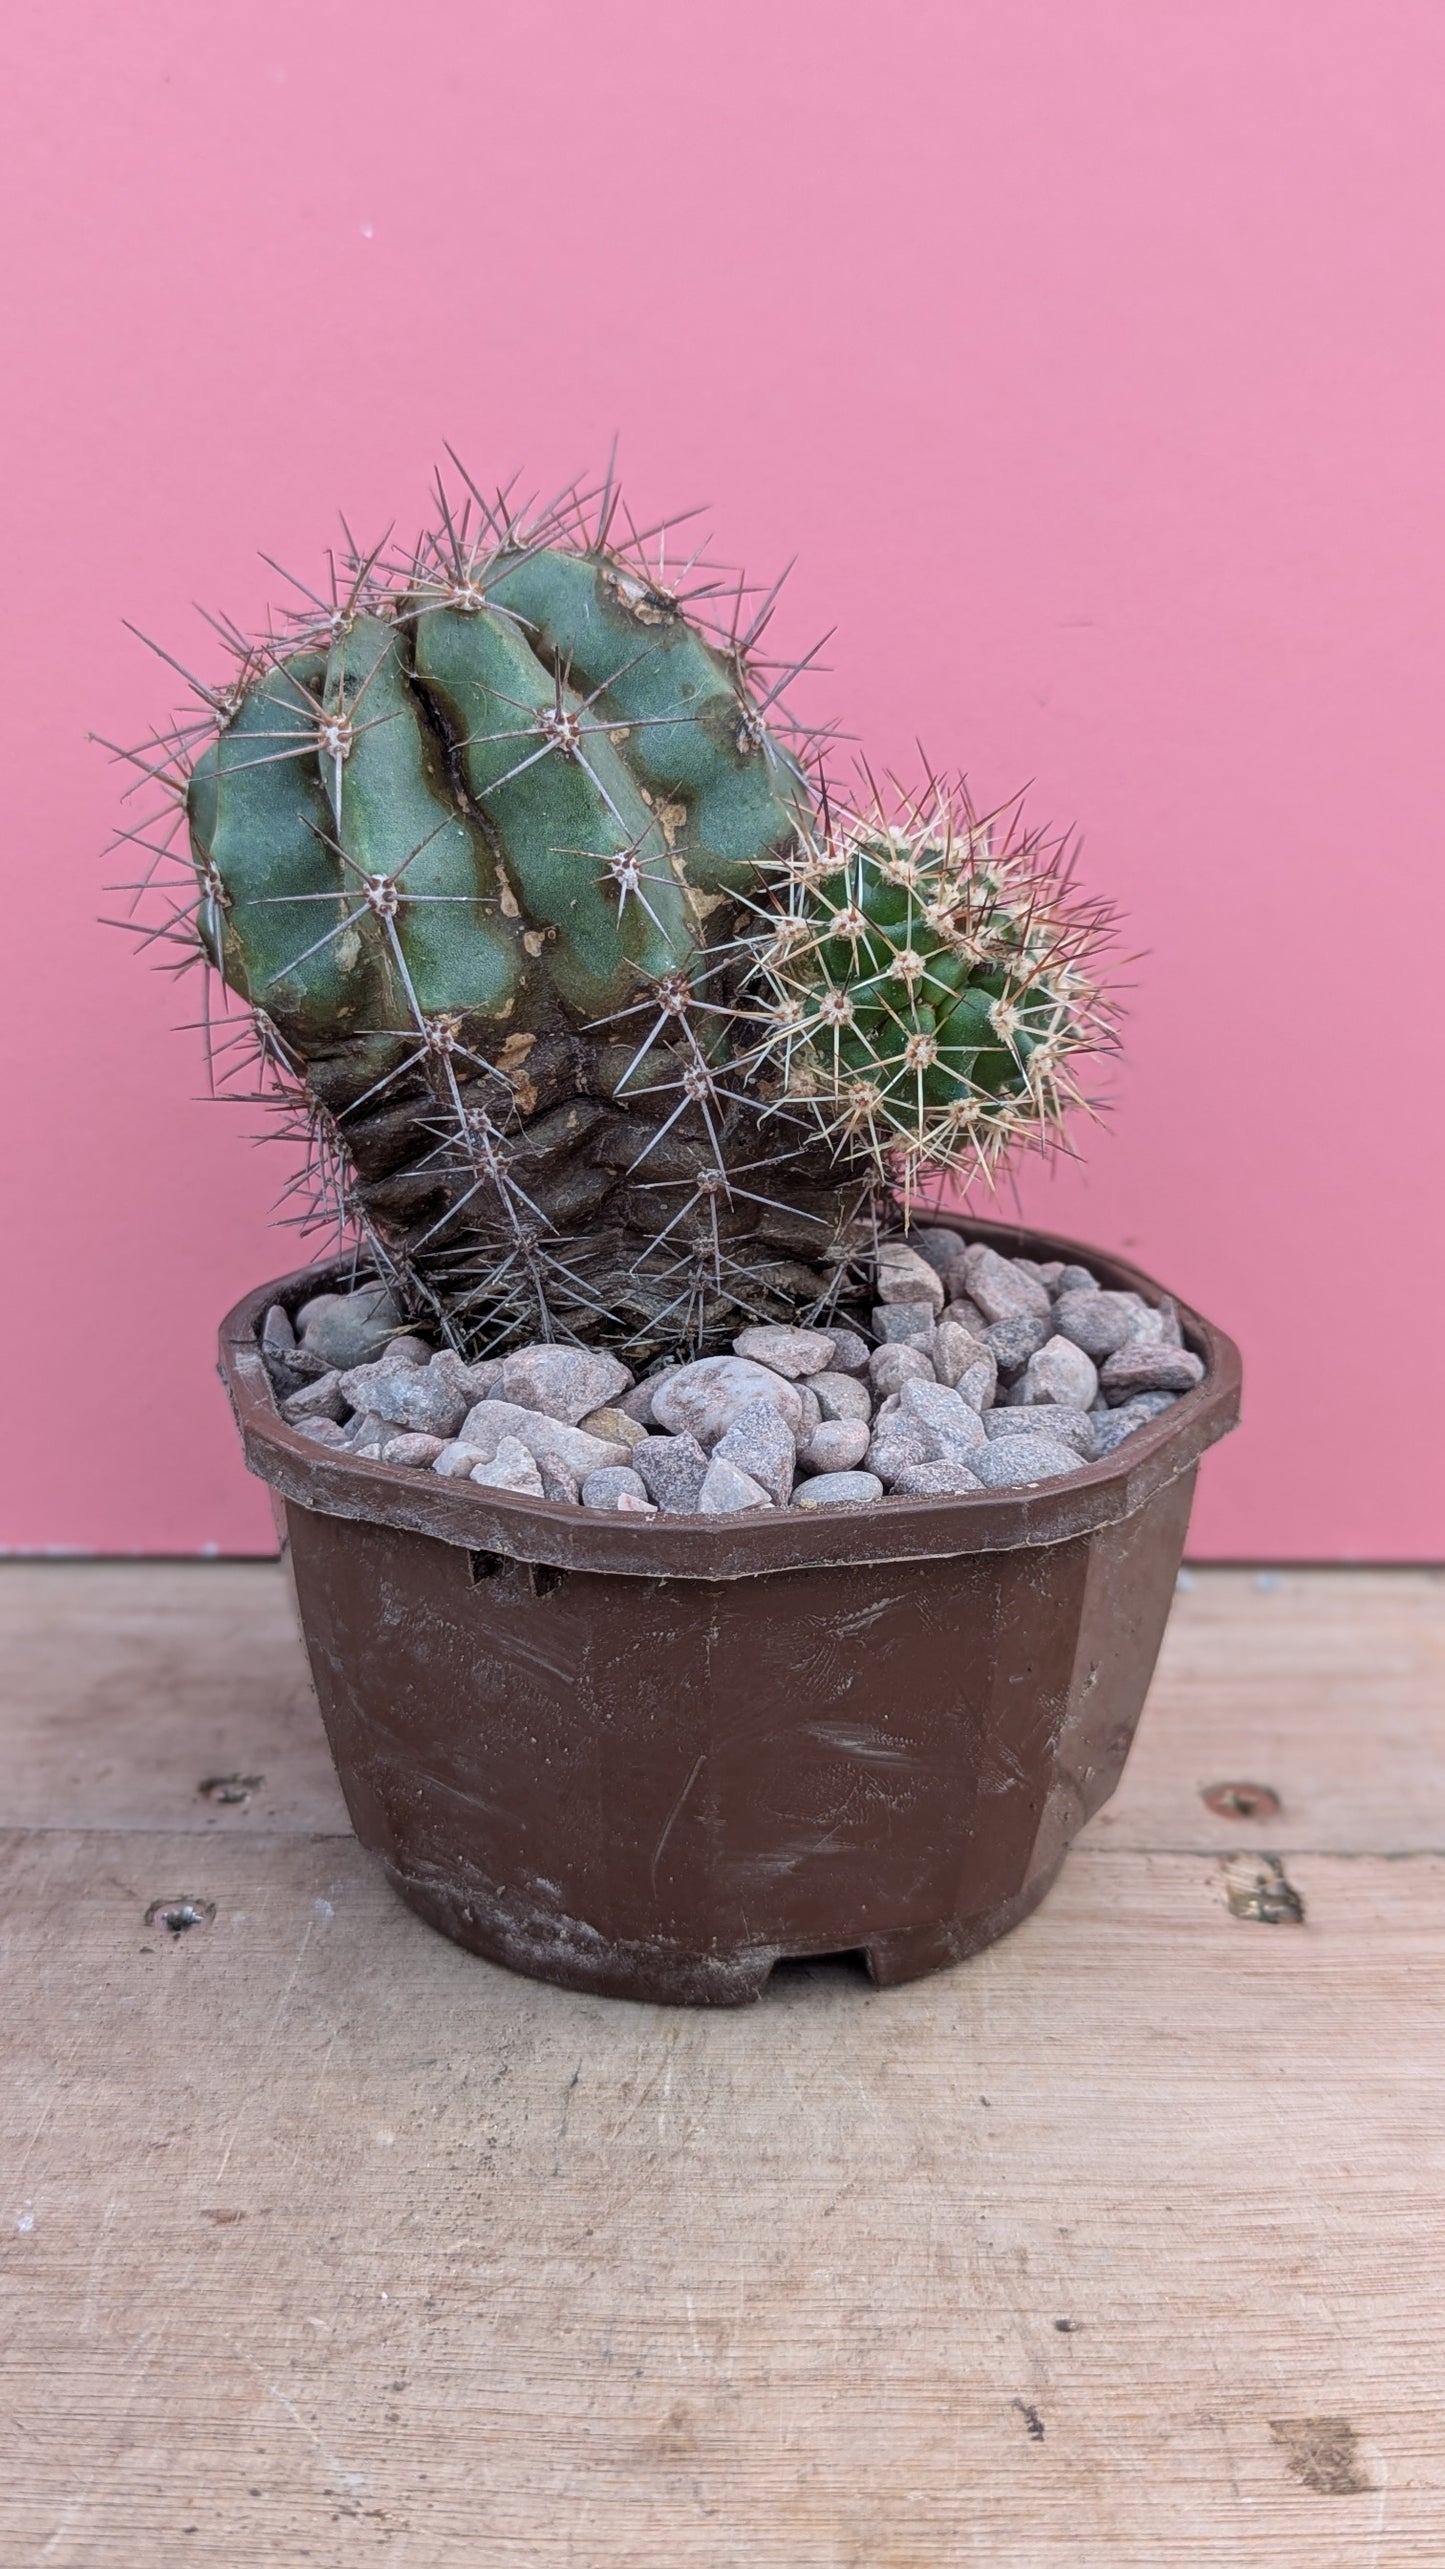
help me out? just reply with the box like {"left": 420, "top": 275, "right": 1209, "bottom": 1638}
{"left": 3, "top": 1561, "right": 1442, "bottom": 2566}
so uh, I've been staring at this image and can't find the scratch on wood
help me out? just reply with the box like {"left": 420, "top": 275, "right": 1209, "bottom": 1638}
{"left": 552, "top": 2063, "right": 582, "bottom": 2175}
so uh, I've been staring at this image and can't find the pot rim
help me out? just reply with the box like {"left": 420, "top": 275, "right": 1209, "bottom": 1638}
{"left": 219, "top": 1211, "right": 1241, "bottom": 1581}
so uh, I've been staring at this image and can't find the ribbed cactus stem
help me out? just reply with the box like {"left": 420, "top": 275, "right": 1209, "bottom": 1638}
{"left": 115, "top": 469, "right": 882, "bottom": 1356}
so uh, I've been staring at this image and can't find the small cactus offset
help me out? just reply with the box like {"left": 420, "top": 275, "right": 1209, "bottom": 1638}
{"left": 741, "top": 778, "right": 1120, "bottom": 1205}
{"left": 112, "top": 462, "right": 1119, "bottom": 1360}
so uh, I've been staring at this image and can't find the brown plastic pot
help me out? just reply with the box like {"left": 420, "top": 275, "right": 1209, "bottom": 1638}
{"left": 220, "top": 1214, "right": 1240, "bottom": 2005}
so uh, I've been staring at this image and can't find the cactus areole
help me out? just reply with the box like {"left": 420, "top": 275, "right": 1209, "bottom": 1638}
{"left": 120, "top": 463, "right": 1119, "bottom": 1361}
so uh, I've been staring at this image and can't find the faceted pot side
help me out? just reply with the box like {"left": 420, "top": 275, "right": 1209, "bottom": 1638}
{"left": 219, "top": 1216, "right": 1241, "bottom": 2004}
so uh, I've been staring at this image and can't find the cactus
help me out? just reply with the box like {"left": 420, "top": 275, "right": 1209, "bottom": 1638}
{"left": 741, "top": 778, "right": 1120, "bottom": 1207}
{"left": 117, "top": 468, "right": 880, "bottom": 1356}
{"left": 111, "top": 463, "right": 1118, "bottom": 1359}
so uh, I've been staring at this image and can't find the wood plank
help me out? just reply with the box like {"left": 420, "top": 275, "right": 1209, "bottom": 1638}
{"left": 0, "top": 1562, "right": 348, "bottom": 1835}
{"left": 1096, "top": 1565, "right": 1445, "bottom": 1854}
{"left": 5, "top": 1565, "right": 1445, "bottom": 2563}
{"left": 3, "top": 1825, "right": 1441, "bottom": 2565}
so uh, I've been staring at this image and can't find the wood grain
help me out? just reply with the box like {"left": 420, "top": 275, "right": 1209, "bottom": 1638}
{"left": 3, "top": 1565, "right": 1443, "bottom": 2565}
{"left": 0, "top": 1562, "right": 347, "bottom": 1835}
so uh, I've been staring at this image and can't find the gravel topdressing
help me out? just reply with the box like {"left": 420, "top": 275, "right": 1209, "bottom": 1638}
{"left": 261, "top": 1234, "right": 1205, "bottom": 1516}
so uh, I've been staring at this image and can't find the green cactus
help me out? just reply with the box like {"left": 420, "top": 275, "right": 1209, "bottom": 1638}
{"left": 162, "top": 471, "right": 878, "bottom": 1355}
{"left": 113, "top": 465, "right": 1118, "bottom": 1359}
{"left": 742, "top": 784, "right": 1119, "bottom": 1201}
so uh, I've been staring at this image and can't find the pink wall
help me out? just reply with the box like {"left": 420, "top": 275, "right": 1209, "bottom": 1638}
{"left": 2, "top": 0, "right": 1441, "bottom": 1557}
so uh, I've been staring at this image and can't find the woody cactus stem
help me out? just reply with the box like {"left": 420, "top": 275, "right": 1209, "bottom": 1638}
{"left": 742, "top": 781, "right": 1120, "bottom": 1204}
{"left": 118, "top": 464, "right": 881, "bottom": 1359}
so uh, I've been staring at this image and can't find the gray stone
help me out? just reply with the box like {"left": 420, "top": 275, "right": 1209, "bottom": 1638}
{"left": 959, "top": 1242, "right": 1052, "bottom": 1323}
{"left": 811, "top": 1370, "right": 873, "bottom": 1426}
{"left": 931, "top": 1321, "right": 997, "bottom": 1407}
{"left": 294, "top": 1284, "right": 403, "bottom": 1372}
{"left": 731, "top": 1324, "right": 837, "bottom": 1378}
{"left": 942, "top": 1294, "right": 994, "bottom": 1341}
{"left": 280, "top": 1371, "right": 349, "bottom": 1426}
{"left": 1009, "top": 1255, "right": 1063, "bottom": 1290}
{"left": 868, "top": 1343, "right": 936, "bottom": 1399}
{"left": 1119, "top": 1390, "right": 1179, "bottom": 1422}
{"left": 294, "top": 1415, "right": 349, "bottom": 1449}
{"left": 1052, "top": 1289, "right": 1137, "bottom": 1360}
{"left": 1019, "top": 1334, "right": 1099, "bottom": 1411}
{"left": 431, "top": 1349, "right": 502, "bottom": 1408}
{"left": 651, "top": 1356, "right": 805, "bottom": 1447}
{"left": 697, "top": 1456, "right": 774, "bottom": 1514}
{"left": 986, "top": 1404, "right": 1095, "bottom": 1459}
{"left": 1100, "top": 1345, "right": 1205, "bottom": 1403}
{"left": 632, "top": 1431, "right": 710, "bottom": 1513}
{"left": 432, "top": 1439, "right": 487, "bottom": 1479}
{"left": 335, "top": 1362, "right": 469, "bottom": 1440}
{"left": 899, "top": 1378, "right": 987, "bottom": 1453}
{"left": 1057, "top": 1263, "right": 1099, "bottom": 1296}
{"left": 872, "top": 1303, "right": 936, "bottom": 1348}
{"left": 888, "top": 1459, "right": 983, "bottom": 1497}
{"left": 984, "top": 1312, "right": 1051, "bottom": 1380}
{"left": 874, "top": 1239, "right": 946, "bottom": 1310}
{"left": 1122, "top": 1297, "right": 1166, "bottom": 1346}
{"left": 1085, "top": 1397, "right": 1177, "bottom": 1459}
{"left": 971, "top": 1435, "right": 1083, "bottom": 1488}
{"left": 866, "top": 1418, "right": 938, "bottom": 1485}
{"left": 455, "top": 1399, "right": 631, "bottom": 1478}
{"left": 376, "top": 1333, "right": 433, "bottom": 1372}
{"left": 613, "top": 1368, "right": 678, "bottom": 1426}
{"left": 343, "top": 1411, "right": 396, "bottom": 1459}
{"left": 494, "top": 1344, "right": 633, "bottom": 1425}
{"left": 263, "top": 1343, "right": 319, "bottom": 1399}
{"left": 1154, "top": 1295, "right": 1184, "bottom": 1348}
{"left": 713, "top": 1399, "right": 797, "bottom": 1507}
{"left": 577, "top": 1405, "right": 646, "bottom": 1449}
{"left": 1087, "top": 1408, "right": 1141, "bottom": 1458}
{"left": 823, "top": 1328, "right": 872, "bottom": 1378}
{"left": 469, "top": 1437, "right": 546, "bottom": 1498}
{"left": 955, "top": 1361, "right": 996, "bottom": 1415}
{"left": 580, "top": 1466, "right": 653, "bottom": 1511}
{"left": 536, "top": 1453, "right": 582, "bottom": 1505}
{"left": 1088, "top": 1399, "right": 1177, "bottom": 1458}
{"left": 378, "top": 1430, "right": 447, "bottom": 1468}
{"left": 294, "top": 1289, "right": 349, "bottom": 1332}
{"left": 791, "top": 1471, "right": 885, "bottom": 1510}
{"left": 262, "top": 1303, "right": 296, "bottom": 1353}
{"left": 793, "top": 1384, "right": 823, "bottom": 1439}
{"left": 910, "top": 1228, "right": 968, "bottom": 1283}
{"left": 797, "top": 1418, "right": 871, "bottom": 1476}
